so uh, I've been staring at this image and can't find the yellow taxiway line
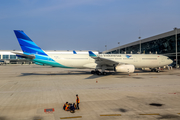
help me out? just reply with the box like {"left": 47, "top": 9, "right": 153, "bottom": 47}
{"left": 60, "top": 116, "right": 82, "bottom": 119}
{"left": 139, "top": 113, "right": 160, "bottom": 115}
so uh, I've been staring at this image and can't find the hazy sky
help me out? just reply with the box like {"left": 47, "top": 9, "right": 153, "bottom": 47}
{"left": 0, "top": 0, "right": 180, "bottom": 52}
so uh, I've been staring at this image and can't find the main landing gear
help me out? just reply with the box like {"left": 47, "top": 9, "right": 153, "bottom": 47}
{"left": 151, "top": 69, "right": 160, "bottom": 73}
{"left": 91, "top": 70, "right": 107, "bottom": 75}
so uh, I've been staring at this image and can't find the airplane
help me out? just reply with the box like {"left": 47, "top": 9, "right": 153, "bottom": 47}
{"left": 13, "top": 30, "right": 173, "bottom": 75}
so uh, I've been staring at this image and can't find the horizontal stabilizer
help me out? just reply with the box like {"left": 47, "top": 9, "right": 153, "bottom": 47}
{"left": 12, "top": 52, "right": 35, "bottom": 59}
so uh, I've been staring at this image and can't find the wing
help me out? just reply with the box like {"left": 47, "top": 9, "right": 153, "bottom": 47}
{"left": 89, "top": 51, "right": 123, "bottom": 66}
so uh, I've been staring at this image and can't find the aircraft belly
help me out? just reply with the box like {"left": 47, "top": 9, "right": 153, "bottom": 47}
{"left": 83, "top": 63, "right": 97, "bottom": 69}
{"left": 72, "top": 60, "right": 90, "bottom": 68}
{"left": 134, "top": 60, "right": 159, "bottom": 68}
{"left": 56, "top": 59, "right": 89, "bottom": 68}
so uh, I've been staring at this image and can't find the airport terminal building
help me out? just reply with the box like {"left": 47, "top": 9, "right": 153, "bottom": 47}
{"left": 103, "top": 28, "right": 180, "bottom": 65}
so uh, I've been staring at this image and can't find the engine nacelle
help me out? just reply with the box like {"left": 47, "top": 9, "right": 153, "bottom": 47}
{"left": 115, "top": 64, "right": 135, "bottom": 73}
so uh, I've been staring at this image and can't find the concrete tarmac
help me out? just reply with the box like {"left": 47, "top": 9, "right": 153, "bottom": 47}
{"left": 0, "top": 65, "right": 180, "bottom": 120}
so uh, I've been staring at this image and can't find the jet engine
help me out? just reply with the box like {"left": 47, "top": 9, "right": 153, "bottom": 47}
{"left": 115, "top": 64, "right": 135, "bottom": 73}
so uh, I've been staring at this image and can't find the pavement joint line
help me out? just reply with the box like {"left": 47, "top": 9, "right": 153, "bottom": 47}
{"left": 60, "top": 116, "right": 82, "bottom": 119}
{"left": 139, "top": 113, "right": 160, "bottom": 115}
{"left": 100, "top": 114, "right": 121, "bottom": 116}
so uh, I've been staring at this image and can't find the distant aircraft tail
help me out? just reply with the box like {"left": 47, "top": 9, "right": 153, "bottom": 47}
{"left": 73, "top": 50, "right": 77, "bottom": 54}
{"left": 14, "top": 30, "right": 48, "bottom": 56}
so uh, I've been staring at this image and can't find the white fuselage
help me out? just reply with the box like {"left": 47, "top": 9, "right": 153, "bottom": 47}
{"left": 47, "top": 53, "right": 172, "bottom": 69}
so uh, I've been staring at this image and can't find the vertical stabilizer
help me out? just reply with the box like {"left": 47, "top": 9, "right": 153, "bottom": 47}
{"left": 14, "top": 30, "right": 48, "bottom": 56}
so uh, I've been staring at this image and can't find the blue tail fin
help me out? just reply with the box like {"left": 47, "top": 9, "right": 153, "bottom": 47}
{"left": 14, "top": 30, "right": 48, "bottom": 56}
{"left": 73, "top": 50, "right": 77, "bottom": 54}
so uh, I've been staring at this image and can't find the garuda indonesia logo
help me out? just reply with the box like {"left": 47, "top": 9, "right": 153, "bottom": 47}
{"left": 126, "top": 55, "right": 132, "bottom": 58}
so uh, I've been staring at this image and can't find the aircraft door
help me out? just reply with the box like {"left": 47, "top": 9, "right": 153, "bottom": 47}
{"left": 133, "top": 56, "right": 142, "bottom": 68}
{"left": 159, "top": 57, "right": 165, "bottom": 66}
{"left": 161, "top": 57, "right": 165, "bottom": 62}
{"left": 133, "top": 56, "right": 139, "bottom": 62}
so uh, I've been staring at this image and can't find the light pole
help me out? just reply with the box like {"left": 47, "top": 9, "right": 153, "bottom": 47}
{"left": 105, "top": 45, "right": 107, "bottom": 51}
{"left": 174, "top": 27, "right": 178, "bottom": 68}
{"left": 118, "top": 42, "right": 120, "bottom": 54}
{"left": 139, "top": 37, "right": 141, "bottom": 54}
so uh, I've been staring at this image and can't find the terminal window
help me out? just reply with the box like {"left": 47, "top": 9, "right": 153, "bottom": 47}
{"left": 10, "top": 55, "right": 16, "bottom": 59}
{"left": 3, "top": 55, "right": 9, "bottom": 59}
{"left": 17, "top": 57, "right": 24, "bottom": 59}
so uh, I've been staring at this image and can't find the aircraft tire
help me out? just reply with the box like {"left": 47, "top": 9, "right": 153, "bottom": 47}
{"left": 91, "top": 70, "right": 95, "bottom": 74}
{"left": 102, "top": 72, "right": 106, "bottom": 75}
{"left": 96, "top": 71, "right": 101, "bottom": 75}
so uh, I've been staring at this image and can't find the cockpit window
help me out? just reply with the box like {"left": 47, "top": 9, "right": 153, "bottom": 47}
{"left": 167, "top": 58, "right": 170, "bottom": 60}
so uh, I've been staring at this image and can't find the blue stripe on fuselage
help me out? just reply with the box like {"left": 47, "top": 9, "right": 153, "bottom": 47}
{"left": 32, "top": 54, "right": 71, "bottom": 68}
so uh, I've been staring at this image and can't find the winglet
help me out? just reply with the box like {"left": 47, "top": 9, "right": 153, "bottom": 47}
{"left": 73, "top": 50, "right": 77, "bottom": 54}
{"left": 89, "top": 51, "right": 97, "bottom": 57}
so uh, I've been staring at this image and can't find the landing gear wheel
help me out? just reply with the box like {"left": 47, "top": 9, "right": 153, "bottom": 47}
{"left": 91, "top": 70, "right": 95, "bottom": 74}
{"left": 102, "top": 72, "right": 107, "bottom": 75}
{"left": 151, "top": 69, "right": 156, "bottom": 72}
{"left": 96, "top": 71, "right": 101, "bottom": 75}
